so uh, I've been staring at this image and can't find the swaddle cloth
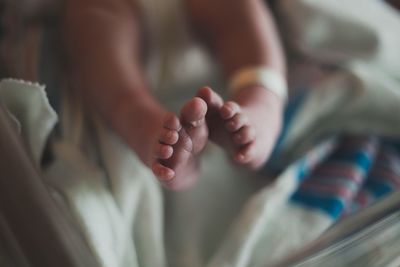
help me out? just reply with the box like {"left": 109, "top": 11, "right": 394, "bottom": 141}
{"left": 0, "top": 79, "right": 57, "bottom": 165}
{"left": 2, "top": 0, "right": 400, "bottom": 266}
{"left": 276, "top": 0, "right": 400, "bottom": 161}
{"left": 2, "top": 78, "right": 400, "bottom": 267}
{"left": 0, "top": 79, "right": 167, "bottom": 267}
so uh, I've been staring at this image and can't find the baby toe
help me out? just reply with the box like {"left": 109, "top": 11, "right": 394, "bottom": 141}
{"left": 154, "top": 143, "right": 173, "bottom": 159}
{"left": 196, "top": 86, "right": 224, "bottom": 109}
{"left": 233, "top": 126, "right": 256, "bottom": 145}
{"left": 220, "top": 101, "right": 241, "bottom": 120}
{"left": 152, "top": 162, "right": 175, "bottom": 181}
{"left": 235, "top": 143, "right": 256, "bottom": 164}
{"left": 181, "top": 97, "right": 207, "bottom": 128}
{"left": 159, "top": 129, "right": 179, "bottom": 145}
{"left": 163, "top": 113, "right": 181, "bottom": 131}
{"left": 225, "top": 113, "right": 248, "bottom": 132}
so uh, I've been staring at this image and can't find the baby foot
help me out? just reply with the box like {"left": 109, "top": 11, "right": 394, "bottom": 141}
{"left": 151, "top": 97, "right": 208, "bottom": 190}
{"left": 197, "top": 86, "right": 283, "bottom": 170}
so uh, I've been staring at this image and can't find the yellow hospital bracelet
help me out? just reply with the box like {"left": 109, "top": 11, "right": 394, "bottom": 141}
{"left": 228, "top": 67, "right": 288, "bottom": 101}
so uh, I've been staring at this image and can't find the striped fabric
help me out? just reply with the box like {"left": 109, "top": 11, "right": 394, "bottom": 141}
{"left": 290, "top": 135, "right": 400, "bottom": 220}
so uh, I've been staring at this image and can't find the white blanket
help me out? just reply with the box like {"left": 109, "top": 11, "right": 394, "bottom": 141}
{"left": 1, "top": 0, "right": 399, "bottom": 266}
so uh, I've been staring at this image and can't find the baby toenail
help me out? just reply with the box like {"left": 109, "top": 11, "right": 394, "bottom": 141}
{"left": 191, "top": 118, "right": 204, "bottom": 127}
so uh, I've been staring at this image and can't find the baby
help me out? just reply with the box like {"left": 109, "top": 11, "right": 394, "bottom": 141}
{"left": 63, "top": 0, "right": 286, "bottom": 190}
